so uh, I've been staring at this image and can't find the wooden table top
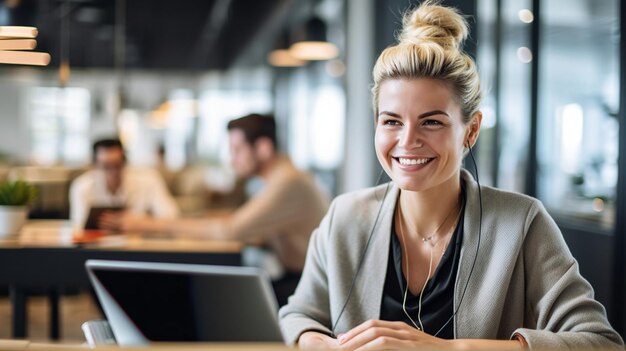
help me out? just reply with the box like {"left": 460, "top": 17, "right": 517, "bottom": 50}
{"left": 0, "top": 220, "right": 243, "bottom": 253}
{"left": 2, "top": 341, "right": 290, "bottom": 350}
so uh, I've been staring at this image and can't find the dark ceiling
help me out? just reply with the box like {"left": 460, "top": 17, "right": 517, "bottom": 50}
{"left": 0, "top": 0, "right": 291, "bottom": 70}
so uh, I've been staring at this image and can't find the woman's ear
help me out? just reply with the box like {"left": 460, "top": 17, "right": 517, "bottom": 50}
{"left": 465, "top": 111, "right": 482, "bottom": 148}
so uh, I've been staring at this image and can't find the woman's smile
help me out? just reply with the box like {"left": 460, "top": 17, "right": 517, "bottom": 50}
{"left": 393, "top": 156, "right": 435, "bottom": 171}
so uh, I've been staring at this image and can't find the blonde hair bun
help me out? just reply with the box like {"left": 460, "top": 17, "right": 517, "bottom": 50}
{"left": 399, "top": 1, "right": 468, "bottom": 51}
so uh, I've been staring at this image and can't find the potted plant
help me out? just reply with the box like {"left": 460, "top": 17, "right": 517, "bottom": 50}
{"left": 0, "top": 180, "right": 38, "bottom": 238}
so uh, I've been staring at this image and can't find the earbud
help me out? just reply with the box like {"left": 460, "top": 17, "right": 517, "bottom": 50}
{"left": 463, "top": 140, "right": 471, "bottom": 154}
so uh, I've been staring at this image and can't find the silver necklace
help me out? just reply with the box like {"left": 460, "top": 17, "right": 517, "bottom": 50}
{"left": 402, "top": 203, "right": 458, "bottom": 247}
{"left": 396, "top": 203, "right": 463, "bottom": 332}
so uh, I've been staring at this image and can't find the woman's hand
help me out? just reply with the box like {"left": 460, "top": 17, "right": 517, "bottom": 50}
{"left": 336, "top": 319, "right": 449, "bottom": 351}
{"left": 298, "top": 331, "right": 340, "bottom": 350}
{"left": 336, "top": 320, "right": 524, "bottom": 350}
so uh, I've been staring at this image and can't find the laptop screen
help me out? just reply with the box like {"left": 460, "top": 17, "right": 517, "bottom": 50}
{"left": 88, "top": 260, "right": 284, "bottom": 344}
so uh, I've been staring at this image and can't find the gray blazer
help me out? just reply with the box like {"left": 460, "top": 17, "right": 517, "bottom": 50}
{"left": 279, "top": 170, "right": 624, "bottom": 348}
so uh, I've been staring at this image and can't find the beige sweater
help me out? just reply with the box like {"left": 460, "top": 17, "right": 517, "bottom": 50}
{"left": 225, "top": 157, "right": 329, "bottom": 272}
{"left": 279, "top": 169, "right": 624, "bottom": 348}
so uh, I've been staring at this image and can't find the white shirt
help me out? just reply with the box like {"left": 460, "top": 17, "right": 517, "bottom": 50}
{"left": 69, "top": 167, "right": 179, "bottom": 230}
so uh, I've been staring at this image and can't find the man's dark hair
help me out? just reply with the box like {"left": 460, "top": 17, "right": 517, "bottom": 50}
{"left": 227, "top": 113, "right": 277, "bottom": 148}
{"left": 92, "top": 138, "right": 125, "bottom": 163}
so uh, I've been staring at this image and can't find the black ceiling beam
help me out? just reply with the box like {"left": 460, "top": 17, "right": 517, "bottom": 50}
{"left": 0, "top": 0, "right": 290, "bottom": 71}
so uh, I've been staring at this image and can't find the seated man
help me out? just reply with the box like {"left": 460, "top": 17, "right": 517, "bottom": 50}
{"left": 70, "top": 138, "right": 179, "bottom": 231}
{"left": 101, "top": 114, "right": 329, "bottom": 305}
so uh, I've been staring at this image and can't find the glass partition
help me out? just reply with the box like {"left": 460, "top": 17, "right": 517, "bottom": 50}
{"left": 477, "top": 0, "right": 533, "bottom": 192}
{"left": 537, "top": 0, "right": 619, "bottom": 230}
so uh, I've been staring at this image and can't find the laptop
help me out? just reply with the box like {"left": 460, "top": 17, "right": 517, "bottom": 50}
{"left": 85, "top": 259, "right": 285, "bottom": 346}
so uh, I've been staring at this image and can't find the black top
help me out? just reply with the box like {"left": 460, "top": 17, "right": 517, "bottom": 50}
{"left": 379, "top": 196, "right": 466, "bottom": 339}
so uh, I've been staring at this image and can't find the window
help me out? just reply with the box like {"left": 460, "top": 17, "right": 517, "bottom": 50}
{"left": 29, "top": 87, "right": 90, "bottom": 165}
{"left": 197, "top": 89, "right": 272, "bottom": 165}
{"left": 537, "top": 0, "right": 619, "bottom": 229}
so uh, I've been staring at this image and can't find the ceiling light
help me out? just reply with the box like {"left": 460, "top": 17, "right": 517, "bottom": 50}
{"left": 518, "top": 9, "right": 534, "bottom": 23}
{"left": 268, "top": 49, "right": 305, "bottom": 67}
{"left": 0, "top": 51, "right": 50, "bottom": 66}
{"left": 516, "top": 47, "right": 533, "bottom": 63}
{"left": 0, "top": 26, "right": 50, "bottom": 66}
{"left": 268, "top": 30, "right": 305, "bottom": 67}
{"left": 0, "top": 26, "right": 38, "bottom": 39}
{"left": 291, "top": 41, "right": 338, "bottom": 61}
{"left": 0, "top": 39, "right": 36, "bottom": 50}
{"left": 290, "top": 17, "right": 338, "bottom": 61}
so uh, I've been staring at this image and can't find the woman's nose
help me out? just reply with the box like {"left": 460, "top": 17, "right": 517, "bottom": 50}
{"left": 398, "top": 124, "right": 423, "bottom": 148}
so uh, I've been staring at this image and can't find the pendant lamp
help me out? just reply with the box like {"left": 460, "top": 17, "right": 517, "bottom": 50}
{"left": 0, "top": 26, "right": 50, "bottom": 66}
{"left": 290, "top": 17, "right": 338, "bottom": 61}
{"left": 268, "top": 30, "right": 305, "bottom": 67}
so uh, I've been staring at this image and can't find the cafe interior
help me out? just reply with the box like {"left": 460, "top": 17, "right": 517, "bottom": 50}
{"left": 0, "top": 0, "right": 625, "bottom": 347}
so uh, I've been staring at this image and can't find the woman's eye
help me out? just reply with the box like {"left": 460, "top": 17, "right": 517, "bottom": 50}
{"left": 423, "top": 119, "right": 443, "bottom": 126}
{"left": 383, "top": 119, "right": 401, "bottom": 126}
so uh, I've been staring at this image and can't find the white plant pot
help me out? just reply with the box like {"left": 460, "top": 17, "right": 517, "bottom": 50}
{"left": 0, "top": 205, "right": 27, "bottom": 238}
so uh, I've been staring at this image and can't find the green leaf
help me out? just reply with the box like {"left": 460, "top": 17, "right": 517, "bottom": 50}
{"left": 0, "top": 180, "right": 38, "bottom": 206}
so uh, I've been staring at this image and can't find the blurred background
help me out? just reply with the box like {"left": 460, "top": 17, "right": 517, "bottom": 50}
{"left": 0, "top": 0, "right": 624, "bottom": 339}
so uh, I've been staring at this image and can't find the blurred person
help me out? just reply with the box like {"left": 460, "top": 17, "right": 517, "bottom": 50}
{"left": 278, "top": 2, "right": 623, "bottom": 350}
{"left": 101, "top": 114, "right": 329, "bottom": 305}
{"left": 69, "top": 138, "right": 179, "bottom": 231}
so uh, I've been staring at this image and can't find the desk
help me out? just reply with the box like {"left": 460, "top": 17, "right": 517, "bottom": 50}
{"left": 0, "top": 341, "right": 289, "bottom": 350}
{"left": 0, "top": 221, "right": 243, "bottom": 340}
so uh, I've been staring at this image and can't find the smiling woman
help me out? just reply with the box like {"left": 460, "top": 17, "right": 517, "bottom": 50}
{"left": 278, "top": 1, "right": 623, "bottom": 350}
{"left": 375, "top": 79, "right": 478, "bottom": 193}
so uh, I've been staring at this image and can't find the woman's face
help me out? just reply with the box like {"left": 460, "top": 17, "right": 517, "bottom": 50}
{"left": 375, "top": 78, "right": 480, "bottom": 192}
